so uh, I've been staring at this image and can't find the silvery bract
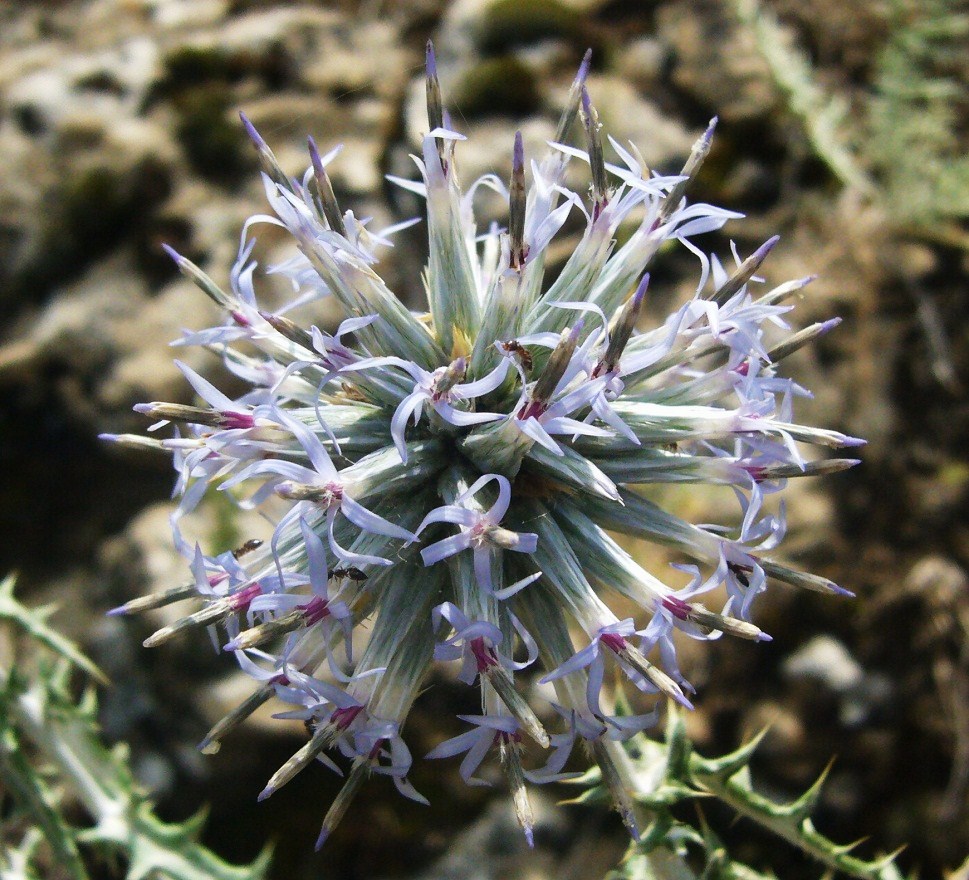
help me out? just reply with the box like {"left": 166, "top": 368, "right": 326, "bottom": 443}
{"left": 105, "top": 45, "right": 862, "bottom": 848}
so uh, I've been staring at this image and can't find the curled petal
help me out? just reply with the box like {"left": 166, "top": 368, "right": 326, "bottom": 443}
{"left": 421, "top": 532, "right": 473, "bottom": 566}
{"left": 340, "top": 494, "right": 418, "bottom": 542}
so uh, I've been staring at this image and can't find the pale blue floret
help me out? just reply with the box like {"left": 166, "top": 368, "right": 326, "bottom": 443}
{"left": 417, "top": 474, "right": 540, "bottom": 596}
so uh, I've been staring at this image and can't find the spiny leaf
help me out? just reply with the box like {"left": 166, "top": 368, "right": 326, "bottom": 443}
{"left": 664, "top": 710, "right": 692, "bottom": 782}
{"left": 121, "top": 801, "right": 273, "bottom": 880}
{"left": 0, "top": 720, "right": 88, "bottom": 880}
{"left": 1, "top": 574, "right": 272, "bottom": 880}
{"left": 771, "top": 760, "right": 834, "bottom": 823}
{"left": 0, "top": 826, "right": 46, "bottom": 879}
{"left": 0, "top": 575, "right": 105, "bottom": 684}
{"left": 691, "top": 757, "right": 906, "bottom": 880}
{"left": 689, "top": 726, "right": 770, "bottom": 780}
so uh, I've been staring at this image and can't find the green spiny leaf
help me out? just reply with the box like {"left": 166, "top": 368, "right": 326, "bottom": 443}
{"left": 664, "top": 710, "right": 692, "bottom": 783}
{"left": 689, "top": 727, "right": 769, "bottom": 781}
{"left": 0, "top": 721, "right": 88, "bottom": 880}
{"left": 691, "top": 754, "right": 906, "bottom": 879}
{"left": 771, "top": 760, "right": 834, "bottom": 823}
{"left": 0, "top": 575, "right": 106, "bottom": 684}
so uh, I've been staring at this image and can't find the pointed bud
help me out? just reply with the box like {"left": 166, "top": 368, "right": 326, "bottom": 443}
{"left": 554, "top": 49, "right": 593, "bottom": 145}
{"left": 659, "top": 116, "right": 717, "bottom": 223}
{"left": 107, "top": 583, "right": 197, "bottom": 617}
{"left": 711, "top": 235, "right": 780, "bottom": 306}
{"left": 509, "top": 132, "right": 527, "bottom": 269}
{"left": 580, "top": 87, "right": 609, "bottom": 217}
{"left": 767, "top": 317, "right": 841, "bottom": 363}
{"left": 524, "top": 321, "right": 584, "bottom": 418}
{"left": 199, "top": 682, "right": 276, "bottom": 755}
{"left": 163, "top": 246, "right": 233, "bottom": 309}
{"left": 308, "top": 136, "right": 347, "bottom": 237}
{"left": 239, "top": 111, "right": 292, "bottom": 192}
{"left": 316, "top": 759, "right": 370, "bottom": 850}
{"left": 487, "top": 671, "right": 549, "bottom": 748}
{"left": 596, "top": 274, "right": 648, "bottom": 376}
{"left": 259, "top": 724, "right": 336, "bottom": 799}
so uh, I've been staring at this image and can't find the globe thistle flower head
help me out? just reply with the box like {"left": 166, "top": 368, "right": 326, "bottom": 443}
{"left": 104, "top": 45, "right": 863, "bottom": 847}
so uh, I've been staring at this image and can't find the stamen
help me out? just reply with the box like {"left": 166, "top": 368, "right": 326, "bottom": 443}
{"left": 199, "top": 681, "right": 277, "bottom": 755}
{"left": 107, "top": 583, "right": 197, "bottom": 617}
{"left": 259, "top": 311, "right": 315, "bottom": 350}
{"left": 767, "top": 317, "right": 841, "bottom": 362}
{"left": 486, "top": 671, "right": 550, "bottom": 748}
{"left": 595, "top": 273, "right": 648, "bottom": 376}
{"left": 308, "top": 136, "right": 347, "bottom": 237}
{"left": 553, "top": 48, "right": 593, "bottom": 145}
{"left": 601, "top": 635, "right": 693, "bottom": 708}
{"left": 500, "top": 735, "right": 535, "bottom": 847}
{"left": 425, "top": 41, "right": 446, "bottom": 168}
{"left": 711, "top": 235, "right": 780, "bottom": 306}
{"left": 522, "top": 322, "right": 584, "bottom": 418}
{"left": 143, "top": 600, "right": 234, "bottom": 648}
{"left": 580, "top": 87, "right": 609, "bottom": 219}
{"left": 432, "top": 357, "right": 467, "bottom": 401}
{"left": 509, "top": 132, "right": 527, "bottom": 269}
{"left": 223, "top": 617, "right": 294, "bottom": 653}
{"left": 591, "top": 739, "right": 640, "bottom": 840}
{"left": 259, "top": 723, "right": 335, "bottom": 801}
{"left": 316, "top": 759, "right": 370, "bottom": 850}
{"left": 134, "top": 402, "right": 249, "bottom": 429}
{"left": 239, "top": 111, "right": 292, "bottom": 192}
{"left": 658, "top": 116, "right": 717, "bottom": 224}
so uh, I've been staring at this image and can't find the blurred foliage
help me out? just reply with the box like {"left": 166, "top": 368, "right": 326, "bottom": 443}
{"left": 474, "top": 0, "right": 584, "bottom": 55}
{"left": 0, "top": 575, "right": 271, "bottom": 880}
{"left": 869, "top": 0, "right": 969, "bottom": 229}
{"left": 736, "top": 0, "right": 969, "bottom": 246}
{"left": 455, "top": 56, "right": 542, "bottom": 119}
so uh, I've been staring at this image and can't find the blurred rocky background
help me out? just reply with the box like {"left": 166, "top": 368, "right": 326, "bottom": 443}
{"left": 1, "top": 0, "right": 967, "bottom": 877}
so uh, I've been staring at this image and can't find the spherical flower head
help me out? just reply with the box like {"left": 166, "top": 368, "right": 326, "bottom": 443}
{"left": 107, "top": 46, "right": 863, "bottom": 848}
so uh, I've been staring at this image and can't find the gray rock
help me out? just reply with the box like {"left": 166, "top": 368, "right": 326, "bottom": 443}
{"left": 783, "top": 634, "right": 893, "bottom": 728}
{"left": 783, "top": 634, "right": 863, "bottom": 693}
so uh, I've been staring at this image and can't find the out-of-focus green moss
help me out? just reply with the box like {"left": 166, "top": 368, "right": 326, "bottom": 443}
{"left": 4, "top": 159, "right": 171, "bottom": 307}
{"left": 164, "top": 45, "right": 239, "bottom": 88}
{"left": 147, "top": 43, "right": 293, "bottom": 106}
{"left": 173, "top": 86, "right": 251, "bottom": 185}
{"left": 454, "top": 56, "right": 541, "bottom": 119}
{"left": 150, "top": 44, "right": 290, "bottom": 186}
{"left": 475, "top": 0, "right": 582, "bottom": 55}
